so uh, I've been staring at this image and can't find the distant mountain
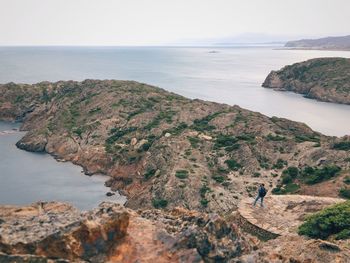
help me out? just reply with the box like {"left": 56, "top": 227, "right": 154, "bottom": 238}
{"left": 285, "top": 35, "right": 350, "bottom": 50}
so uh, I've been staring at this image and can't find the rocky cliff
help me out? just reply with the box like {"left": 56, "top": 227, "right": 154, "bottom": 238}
{"left": 263, "top": 57, "right": 350, "bottom": 105}
{"left": 1, "top": 79, "right": 350, "bottom": 214}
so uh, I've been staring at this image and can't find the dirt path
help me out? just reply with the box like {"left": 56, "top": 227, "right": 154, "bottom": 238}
{"left": 238, "top": 194, "right": 344, "bottom": 236}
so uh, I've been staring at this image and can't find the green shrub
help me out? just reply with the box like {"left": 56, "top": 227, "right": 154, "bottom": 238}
{"left": 272, "top": 159, "right": 287, "bottom": 169}
{"left": 298, "top": 201, "right": 350, "bottom": 239}
{"left": 144, "top": 168, "right": 157, "bottom": 180}
{"left": 164, "top": 122, "right": 188, "bottom": 136}
{"left": 344, "top": 176, "right": 350, "bottom": 185}
{"left": 267, "top": 133, "right": 286, "bottom": 141}
{"left": 188, "top": 136, "right": 200, "bottom": 148}
{"left": 200, "top": 185, "right": 210, "bottom": 198}
{"left": 225, "top": 159, "right": 242, "bottom": 170}
{"left": 301, "top": 165, "right": 341, "bottom": 185}
{"left": 105, "top": 127, "right": 137, "bottom": 146}
{"left": 144, "top": 110, "right": 176, "bottom": 130}
{"left": 192, "top": 112, "right": 220, "bottom": 132}
{"left": 272, "top": 183, "right": 299, "bottom": 195}
{"left": 214, "top": 134, "right": 238, "bottom": 149}
{"left": 339, "top": 188, "right": 350, "bottom": 199}
{"left": 212, "top": 175, "right": 225, "bottom": 183}
{"left": 295, "top": 134, "right": 320, "bottom": 143}
{"left": 138, "top": 141, "right": 152, "bottom": 152}
{"left": 200, "top": 199, "right": 209, "bottom": 207}
{"left": 89, "top": 107, "right": 102, "bottom": 114}
{"left": 282, "top": 174, "right": 293, "bottom": 184}
{"left": 335, "top": 229, "right": 350, "bottom": 240}
{"left": 175, "top": 170, "right": 189, "bottom": 179}
{"left": 253, "top": 172, "right": 261, "bottom": 177}
{"left": 225, "top": 144, "right": 240, "bottom": 152}
{"left": 333, "top": 141, "right": 350, "bottom": 151}
{"left": 237, "top": 134, "right": 255, "bottom": 142}
{"left": 152, "top": 198, "right": 168, "bottom": 209}
{"left": 283, "top": 166, "right": 299, "bottom": 178}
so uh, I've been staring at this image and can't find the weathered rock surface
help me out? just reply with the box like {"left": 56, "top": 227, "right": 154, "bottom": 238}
{"left": 263, "top": 57, "right": 350, "bottom": 105}
{"left": 0, "top": 201, "right": 129, "bottom": 262}
{"left": 0, "top": 202, "right": 255, "bottom": 263}
{"left": 139, "top": 207, "right": 253, "bottom": 262}
{"left": 239, "top": 235, "right": 350, "bottom": 263}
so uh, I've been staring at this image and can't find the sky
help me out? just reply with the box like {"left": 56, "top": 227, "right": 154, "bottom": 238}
{"left": 0, "top": 0, "right": 349, "bottom": 46}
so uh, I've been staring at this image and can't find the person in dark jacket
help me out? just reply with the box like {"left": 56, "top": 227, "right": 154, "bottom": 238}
{"left": 253, "top": 184, "right": 267, "bottom": 207}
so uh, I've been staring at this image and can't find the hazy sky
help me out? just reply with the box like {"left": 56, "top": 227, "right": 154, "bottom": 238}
{"left": 0, "top": 0, "right": 349, "bottom": 45}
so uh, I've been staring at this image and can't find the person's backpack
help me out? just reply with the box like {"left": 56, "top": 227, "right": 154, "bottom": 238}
{"left": 259, "top": 187, "right": 267, "bottom": 197}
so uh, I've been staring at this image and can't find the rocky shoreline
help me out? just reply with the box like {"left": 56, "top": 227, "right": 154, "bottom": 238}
{"left": 1, "top": 80, "right": 350, "bottom": 211}
{"left": 263, "top": 57, "right": 350, "bottom": 105}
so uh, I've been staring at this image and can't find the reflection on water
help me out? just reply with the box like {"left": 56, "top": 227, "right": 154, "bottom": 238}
{"left": 0, "top": 46, "right": 349, "bottom": 136}
{"left": 0, "top": 121, "right": 126, "bottom": 210}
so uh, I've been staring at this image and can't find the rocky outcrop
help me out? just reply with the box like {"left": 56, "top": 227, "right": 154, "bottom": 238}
{"left": 139, "top": 207, "right": 253, "bottom": 262}
{"left": 0, "top": 202, "right": 255, "bottom": 262}
{"left": 263, "top": 57, "right": 350, "bottom": 105}
{"left": 16, "top": 132, "right": 48, "bottom": 152}
{"left": 0, "top": 201, "right": 130, "bottom": 262}
{"left": 240, "top": 235, "right": 350, "bottom": 263}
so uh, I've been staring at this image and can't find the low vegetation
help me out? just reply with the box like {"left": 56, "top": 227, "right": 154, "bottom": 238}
{"left": 175, "top": 170, "right": 189, "bottom": 179}
{"left": 298, "top": 201, "right": 350, "bottom": 240}
{"left": 339, "top": 188, "right": 350, "bottom": 199}
{"left": 152, "top": 198, "right": 168, "bottom": 209}
{"left": 333, "top": 141, "right": 350, "bottom": 151}
{"left": 273, "top": 165, "right": 341, "bottom": 194}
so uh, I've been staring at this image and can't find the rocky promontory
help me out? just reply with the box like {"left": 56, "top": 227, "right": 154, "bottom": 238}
{"left": 263, "top": 57, "right": 350, "bottom": 105}
{"left": 1, "top": 79, "right": 350, "bottom": 213}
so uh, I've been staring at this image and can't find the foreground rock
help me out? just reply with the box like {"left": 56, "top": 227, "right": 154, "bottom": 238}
{"left": 0, "top": 202, "right": 129, "bottom": 262}
{"left": 240, "top": 235, "right": 350, "bottom": 263}
{"left": 1, "top": 80, "right": 349, "bottom": 213}
{"left": 263, "top": 57, "right": 350, "bottom": 105}
{"left": 0, "top": 202, "right": 255, "bottom": 262}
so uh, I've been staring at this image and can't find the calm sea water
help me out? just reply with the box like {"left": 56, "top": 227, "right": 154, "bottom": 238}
{"left": 0, "top": 46, "right": 350, "bottom": 136}
{"left": 0, "top": 122, "right": 126, "bottom": 210}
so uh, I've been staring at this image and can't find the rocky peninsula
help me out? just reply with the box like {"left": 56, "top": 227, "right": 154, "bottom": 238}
{"left": 1, "top": 80, "right": 350, "bottom": 262}
{"left": 263, "top": 57, "right": 350, "bottom": 105}
{"left": 284, "top": 35, "right": 350, "bottom": 51}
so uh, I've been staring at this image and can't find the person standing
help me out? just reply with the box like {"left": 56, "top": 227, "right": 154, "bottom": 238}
{"left": 253, "top": 184, "right": 267, "bottom": 207}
